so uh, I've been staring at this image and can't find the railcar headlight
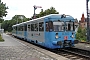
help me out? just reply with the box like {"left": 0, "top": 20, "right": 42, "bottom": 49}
{"left": 71, "top": 35, "right": 74, "bottom": 38}
{"left": 55, "top": 35, "right": 59, "bottom": 39}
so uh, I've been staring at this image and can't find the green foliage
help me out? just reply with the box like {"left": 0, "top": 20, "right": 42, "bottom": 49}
{"left": 12, "top": 15, "right": 27, "bottom": 23}
{"left": 0, "top": 0, "right": 8, "bottom": 18}
{"left": 0, "top": 34, "right": 4, "bottom": 42}
{"left": 76, "top": 27, "right": 87, "bottom": 42}
{"left": 35, "top": 7, "right": 59, "bottom": 18}
{"left": 0, "top": 18, "right": 4, "bottom": 23}
{"left": 1, "top": 15, "right": 30, "bottom": 32}
{"left": 1, "top": 7, "right": 59, "bottom": 32}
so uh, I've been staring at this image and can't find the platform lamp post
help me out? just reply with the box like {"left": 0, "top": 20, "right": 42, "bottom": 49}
{"left": 86, "top": 0, "right": 90, "bottom": 42}
{"left": 33, "top": 5, "right": 42, "bottom": 19}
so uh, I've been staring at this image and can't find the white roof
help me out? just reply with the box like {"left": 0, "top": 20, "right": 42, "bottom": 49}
{"left": 12, "top": 14, "right": 69, "bottom": 27}
{"left": 12, "top": 14, "right": 60, "bottom": 27}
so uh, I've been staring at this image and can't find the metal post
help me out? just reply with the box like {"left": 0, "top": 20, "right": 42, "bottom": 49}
{"left": 86, "top": 0, "right": 90, "bottom": 42}
{"left": 34, "top": 6, "right": 35, "bottom": 16}
{"left": 33, "top": 5, "right": 37, "bottom": 19}
{"left": 33, "top": 5, "right": 42, "bottom": 19}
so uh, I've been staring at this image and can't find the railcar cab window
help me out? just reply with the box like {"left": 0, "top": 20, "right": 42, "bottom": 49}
{"left": 66, "top": 21, "right": 75, "bottom": 31}
{"left": 53, "top": 21, "right": 64, "bottom": 31}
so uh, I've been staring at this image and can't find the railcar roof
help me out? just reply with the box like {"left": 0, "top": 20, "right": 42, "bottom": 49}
{"left": 12, "top": 14, "right": 74, "bottom": 27}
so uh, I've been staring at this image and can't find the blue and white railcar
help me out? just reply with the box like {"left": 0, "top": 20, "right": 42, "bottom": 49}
{"left": 12, "top": 24, "right": 19, "bottom": 37}
{"left": 12, "top": 14, "right": 78, "bottom": 49}
{"left": 12, "top": 22, "right": 26, "bottom": 39}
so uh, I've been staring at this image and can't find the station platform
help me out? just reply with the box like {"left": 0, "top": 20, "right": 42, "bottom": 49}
{"left": 0, "top": 33, "right": 69, "bottom": 60}
{"left": 75, "top": 43, "right": 90, "bottom": 51}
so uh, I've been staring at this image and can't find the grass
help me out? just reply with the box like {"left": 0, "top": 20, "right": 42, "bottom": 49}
{"left": 80, "top": 40, "right": 86, "bottom": 42}
{"left": 0, "top": 34, "right": 4, "bottom": 42}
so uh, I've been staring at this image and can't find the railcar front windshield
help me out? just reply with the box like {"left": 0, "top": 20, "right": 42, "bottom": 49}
{"left": 53, "top": 22, "right": 64, "bottom": 31}
{"left": 66, "top": 22, "right": 75, "bottom": 31}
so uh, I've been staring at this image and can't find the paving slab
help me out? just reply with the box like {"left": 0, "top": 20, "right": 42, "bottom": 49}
{"left": 0, "top": 33, "right": 69, "bottom": 60}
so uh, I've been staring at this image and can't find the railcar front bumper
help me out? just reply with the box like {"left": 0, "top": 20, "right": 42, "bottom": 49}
{"left": 52, "top": 40, "right": 74, "bottom": 47}
{"left": 52, "top": 41, "right": 62, "bottom": 45}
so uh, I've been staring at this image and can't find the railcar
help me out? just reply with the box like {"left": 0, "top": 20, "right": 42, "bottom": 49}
{"left": 12, "top": 14, "right": 78, "bottom": 49}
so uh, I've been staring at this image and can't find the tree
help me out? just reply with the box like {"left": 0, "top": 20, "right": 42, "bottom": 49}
{"left": 35, "top": 7, "right": 59, "bottom": 18}
{"left": 0, "top": 18, "right": 4, "bottom": 23}
{"left": 0, "top": 0, "right": 8, "bottom": 18}
{"left": 12, "top": 15, "right": 27, "bottom": 24}
{"left": 1, "top": 7, "right": 59, "bottom": 32}
{"left": 76, "top": 27, "right": 87, "bottom": 42}
{"left": 1, "top": 15, "right": 30, "bottom": 32}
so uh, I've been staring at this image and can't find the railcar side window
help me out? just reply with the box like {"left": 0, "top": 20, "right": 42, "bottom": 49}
{"left": 39, "top": 22, "right": 44, "bottom": 31}
{"left": 24, "top": 25, "right": 27, "bottom": 31}
{"left": 46, "top": 22, "right": 49, "bottom": 31}
{"left": 13, "top": 27, "right": 15, "bottom": 30}
{"left": 45, "top": 21, "right": 53, "bottom": 32}
{"left": 20, "top": 26, "right": 23, "bottom": 31}
{"left": 28, "top": 25, "right": 31, "bottom": 31}
{"left": 49, "top": 21, "right": 53, "bottom": 31}
{"left": 35, "top": 23, "right": 38, "bottom": 31}
{"left": 18, "top": 26, "right": 20, "bottom": 31}
{"left": 16, "top": 26, "right": 17, "bottom": 31}
{"left": 31, "top": 24, "right": 34, "bottom": 31}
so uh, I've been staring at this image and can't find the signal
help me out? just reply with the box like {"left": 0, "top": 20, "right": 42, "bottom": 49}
{"left": 33, "top": 5, "right": 42, "bottom": 19}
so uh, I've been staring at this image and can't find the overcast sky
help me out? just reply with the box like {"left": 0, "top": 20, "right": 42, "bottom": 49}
{"left": 2, "top": 0, "right": 90, "bottom": 20}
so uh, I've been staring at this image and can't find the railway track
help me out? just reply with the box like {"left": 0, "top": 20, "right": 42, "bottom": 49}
{"left": 51, "top": 48, "right": 90, "bottom": 60}
{"left": 11, "top": 35, "right": 90, "bottom": 60}
{"left": 29, "top": 41, "right": 90, "bottom": 60}
{"left": 18, "top": 40, "right": 90, "bottom": 60}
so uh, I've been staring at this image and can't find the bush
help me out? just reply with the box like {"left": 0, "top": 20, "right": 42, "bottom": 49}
{"left": 0, "top": 34, "right": 4, "bottom": 42}
{"left": 76, "top": 27, "right": 86, "bottom": 42}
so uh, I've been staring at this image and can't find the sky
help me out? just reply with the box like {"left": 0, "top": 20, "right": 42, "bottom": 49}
{"left": 2, "top": 0, "right": 90, "bottom": 20}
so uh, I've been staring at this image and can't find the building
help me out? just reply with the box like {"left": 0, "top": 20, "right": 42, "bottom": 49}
{"left": 79, "top": 13, "right": 87, "bottom": 29}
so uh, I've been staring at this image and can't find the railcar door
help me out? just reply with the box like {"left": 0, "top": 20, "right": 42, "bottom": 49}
{"left": 45, "top": 21, "right": 53, "bottom": 48}
{"left": 24, "top": 24, "right": 27, "bottom": 40}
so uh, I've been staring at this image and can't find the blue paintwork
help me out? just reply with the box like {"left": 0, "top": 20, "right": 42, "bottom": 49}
{"left": 13, "top": 14, "right": 76, "bottom": 49}
{"left": 44, "top": 15, "right": 74, "bottom": 22}
{"left": 43, "top": 15, "right": 75, "bottom": 49}
{"left": 24, "top": 31, "right": 27, "bottom": 40}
